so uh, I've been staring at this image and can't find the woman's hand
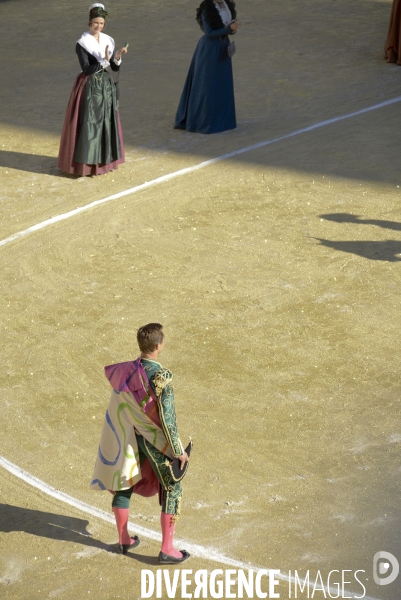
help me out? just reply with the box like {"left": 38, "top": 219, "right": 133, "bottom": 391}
{"left": 115, "top": 46, "right": 128, "bottom": 61}
{"left": 230, "top": 20, "right": 238, "bottom": 33}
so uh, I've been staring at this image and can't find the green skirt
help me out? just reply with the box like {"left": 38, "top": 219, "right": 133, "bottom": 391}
{"left": 74, "top": 70, "right": 122, "bottom": 166}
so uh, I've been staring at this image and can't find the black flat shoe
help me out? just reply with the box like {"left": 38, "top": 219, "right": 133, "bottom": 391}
{"left": 116, "top": 536, "right": 140, "bottom": 555}
{"left": 158, "top": 550, "right": 190, "bottom": 564}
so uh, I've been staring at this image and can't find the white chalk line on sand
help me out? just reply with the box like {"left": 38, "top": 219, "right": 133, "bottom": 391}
{"left": 0, "top": 455, "right": 381, "bottom": 600}
{"left": 1, "top": 95, "right": 401, "bottom": 250}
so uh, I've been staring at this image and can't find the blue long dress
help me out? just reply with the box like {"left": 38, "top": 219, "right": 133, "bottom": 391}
{"left": 174, "top": 12, "right": 236, "bottom": 134}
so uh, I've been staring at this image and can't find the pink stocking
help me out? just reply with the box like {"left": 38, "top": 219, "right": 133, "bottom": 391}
{"left": 113, "top": 507, "right": 132, "bottom": 546}
{"left": 160, "top": 511, "right": 182, "bottom": 559}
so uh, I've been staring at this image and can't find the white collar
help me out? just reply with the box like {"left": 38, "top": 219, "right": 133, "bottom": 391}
{"left": 213, "top": 0, "right": 232, "bottom": 26}
{"left": 77, "top": 31, "right": 115, "bottom": 61}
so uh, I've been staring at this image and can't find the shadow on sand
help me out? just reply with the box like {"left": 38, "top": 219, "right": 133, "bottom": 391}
{"left": 315, "top": 213, "right": 401, "bottom": 261}
{"left": 0, "top": 503, "right": 112, "bottom": 551}
{"left": 313, "top": 238, "right": 401, "bottom": 262}
{"left": 0, "top": 151, "right": 64, "bottom": 177}
{"left": 0, "top": 503, "right": 162, "bottom": 565}
{"left": 320, "top": 213, "right": 401, "bottom": 232}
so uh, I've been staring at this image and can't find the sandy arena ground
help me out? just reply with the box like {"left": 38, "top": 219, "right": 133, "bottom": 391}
{"left": 1, "top": 0, "right": 401, "bottom": 599}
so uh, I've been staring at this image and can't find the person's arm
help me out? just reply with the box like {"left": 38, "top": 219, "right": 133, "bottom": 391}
{"left": 76, "top": 42, "right": 109, "bottom": 74}
{"left": 152, "top": 368, "right": 185, "bottom": 458}
{"left": 201, "top": 12, "right": 235, "bottom": 37}
{"left": 110, "top": 52, "right": 121, "bottom": 72}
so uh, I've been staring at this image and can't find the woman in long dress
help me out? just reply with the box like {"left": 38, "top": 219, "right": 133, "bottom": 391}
{"left": 384, "top": 0, "right": 401, "bottom": 64}
{"left": 174, "top": 0, "right": 239, "bottom": 134}
{"left": 58, "top": 3, "right": 127, "bottom": 176}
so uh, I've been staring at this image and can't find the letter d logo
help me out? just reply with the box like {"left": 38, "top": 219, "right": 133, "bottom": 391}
{"left": 373, "top": 551, "right": 399, "bottom": 586}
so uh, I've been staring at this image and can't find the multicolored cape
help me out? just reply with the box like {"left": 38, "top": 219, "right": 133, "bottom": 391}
{"left": 90, "top": 359, "right": 175, "bottom": 494}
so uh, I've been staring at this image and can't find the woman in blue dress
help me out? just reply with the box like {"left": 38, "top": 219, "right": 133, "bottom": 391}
{"left": 174, "top": 0, "right": 239, "bottom": 134}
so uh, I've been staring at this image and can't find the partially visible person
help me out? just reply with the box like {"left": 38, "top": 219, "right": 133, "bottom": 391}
{"left": 385, "top": 0, "right": 401, "bottom": 64}
{"left": 91, "top": 323, "right": 191, "bottom": 564}
{"left": 174, "top": 0, "right": 239, "bottom": 134}
{"left": 58, "top": 3, "right": 127, "bottom": 176}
